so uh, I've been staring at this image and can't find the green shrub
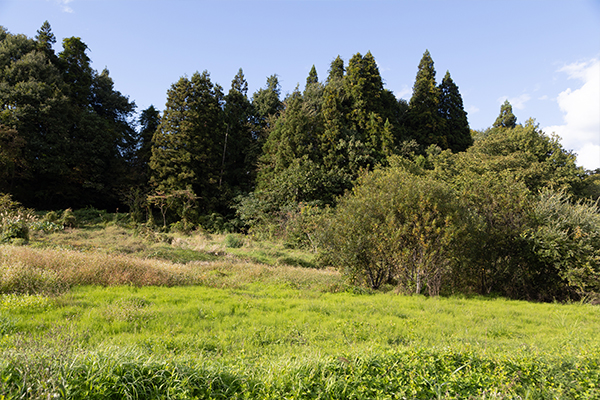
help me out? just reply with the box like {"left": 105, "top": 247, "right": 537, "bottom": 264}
{"left": 320, "top": 168, "right": 467, "bottom": 294}
{"left": 0, "top": 193, "right": 36, "bottom": 243}
{"left": 43, "top": 210, "right": 59, "bottom": 223}
{"left": 526, "top": 189, "right": 600, "bottom": 297}
{"left": 0, "top": 219, "right": 29, "bottom": 243}
{"left": 60, "top": 208, "right": 77, "bottom": 227}
{"left": 224, "top": 234, "right": 244, "bottom": 248}
{"left": 30, "top": 220, "right": 63, "bottom": 233}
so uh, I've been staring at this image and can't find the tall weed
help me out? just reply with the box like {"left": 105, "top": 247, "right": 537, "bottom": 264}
{"left": 0, "top": 246, "right": 189, "bottom": 294}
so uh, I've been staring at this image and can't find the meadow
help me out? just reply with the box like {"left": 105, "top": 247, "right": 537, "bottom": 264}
{"left": 0, "top": 217, "right": 599, "bottom": 399}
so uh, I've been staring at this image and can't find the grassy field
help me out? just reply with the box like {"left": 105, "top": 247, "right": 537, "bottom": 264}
{"left": 1, "top": 221, "right": 599, "bottom": 399}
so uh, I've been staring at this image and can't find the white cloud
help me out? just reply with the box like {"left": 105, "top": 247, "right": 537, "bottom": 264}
{"left": 375, "top": 60, "right": 390, "bottom": 73}
{"left": 544, "top": 58, "right": 600, "bottom": 170}
{"left": 395, "top": 85, "right": 411, "bottom": 100}
{"left": 50, "top": 0, "right": 74, "bottom": 13}
{"left": 498, "top": 93, "right": 531, "bottom": 110}
{"left": 576, "top": 144, "right": 600, "bottom": 171}
{"left": 467, "top": 105, "right": 479, "bottom": 114}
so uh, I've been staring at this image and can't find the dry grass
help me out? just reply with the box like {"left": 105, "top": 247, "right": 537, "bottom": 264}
{"left": 0, "top": 243, "right": 343, "bottom": 295}
{"left": 0, "top": 246, "right": 188, "bottom": 294}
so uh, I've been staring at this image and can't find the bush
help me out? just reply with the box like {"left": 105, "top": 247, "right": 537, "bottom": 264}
{"left": 43, "top": 210, "right": 59, "bottom": 223}
{"left": 526, "top": 189, "right": 600, "bottom": 297}
{"left": 320, "top": 168, "right": 467, "bottom": 294}
{"left": 224, "top": 234, "right": 244, "bottom": 248}
{"left": 1, "top": 218, "right": 29, "bottom": 243}
{"left": 0, "top": 193, "right": 36, "bottom": 243}
{"left": 60, "top": 208, "right": 76, "bottom": 227}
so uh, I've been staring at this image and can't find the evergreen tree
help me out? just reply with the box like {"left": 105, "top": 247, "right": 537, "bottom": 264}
{"left": 0, "top": 28, "right": 69, "bottom": 206}
{"left": 252, "top": 74, "right": 282, "bottom": 126}
{"left": 0, "top": 26, "right": 137, "bottom": 209}
{"left": 149, "top": 71, "right": 225, "bottom": 216}
{"left": 438, "top": 71, "right": 472, "bottom": 152}
{"left": 149, "top": 77, "right": 192, "bottom": 204}
{"left": 222, "top": 68, "right": 255, "bottom": 195}
{"left": 59, "top": 37, "right": 93, "bottom": 108}
{"left": 35, "top": 20, "right": 56, "bottom": 55}
{"left": 136, "top": 105, "right": 160, "bottom": 178}
{"left": 320, "top": 58, "right": 349, "bottom": 169}
{"left": 259, "top": 88, "right": 321, "bottom": 180}
{"left": 407, "top": 50, "right": 443, "bottom": 150}
{"left": 327, "top": 56, "right": 345, "bottom": 82}
{"left": 344, "top": 51, "right": 393, "bottom": 167}
{"left": 493, "top": 100, "right": 517, "bottom": 128}
{"left": 306, "top": 65, "right": 318, "bottom": 87}
{"left": 250, "top": 74, "right": 282, "bottom": 175}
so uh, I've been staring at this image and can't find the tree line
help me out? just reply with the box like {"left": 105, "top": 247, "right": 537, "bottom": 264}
{"left": 0, "top": 23, "right": 475, "bottom": 216}
{"left": 1, "top": 22, "right": 599, "bottom": 299}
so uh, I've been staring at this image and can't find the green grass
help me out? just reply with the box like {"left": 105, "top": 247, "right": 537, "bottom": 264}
{"left": 1, "top": 224, "right": 599, "bottom": 398}
{"left": 1, "top": 286, "right": 600, "bottom": 398}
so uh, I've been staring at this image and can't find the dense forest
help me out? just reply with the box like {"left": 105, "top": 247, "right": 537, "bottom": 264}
{"left": 1, "top": 22, "right": 599, "bottom": 300}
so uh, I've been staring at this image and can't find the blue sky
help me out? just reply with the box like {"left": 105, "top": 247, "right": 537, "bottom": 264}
{"left": 1, "top": 0, "right": 599, "bottom": 169}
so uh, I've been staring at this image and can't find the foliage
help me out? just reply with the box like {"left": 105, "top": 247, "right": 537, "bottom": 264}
{"left": 149, "top": 71, "right": 224, "bottom": 217}
{"left": 222, "top": 68, "right": 257, "bottom": 196}
{"left": 407, "top": 50, "right": 444, "bottom": 150}
{"left": 468, "top": 118, "right": 587, "bottom": 197}
{"left": 526, "top": 189, "right": 600, "bottom": 296}
{"left": 224, "top": 233, "right": 244, "bottom": 248}
{"left": 320, "top": 168, "right": 466, "bottom": 293}
{"left": 493, "top": 99, "right": 517, "bottom": 128}
{"left": 438, "top": 71, "right": 473, "bottom": 152}
{"left": 0, "top": 24, "right": 137, "bottom": 209}
{"left": 0, "top": 193, "right": 36, "bottom": 243}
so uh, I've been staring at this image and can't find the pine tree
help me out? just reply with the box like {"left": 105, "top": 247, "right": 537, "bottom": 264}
{"left": 438, "top": 71, "right": 472, "bottom": 152}
{"left": 407, "top": 50, "right": 443, "bottom": 150}
{"left": 35, "top": 21, "right": 56, "bottom": 54}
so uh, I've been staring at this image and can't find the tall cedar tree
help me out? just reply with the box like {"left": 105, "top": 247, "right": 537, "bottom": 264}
{"left": 320, "top": 56, "right": 349, "bottom": 170}
{"left": 259, "top": 89, "right": 320, "bottom": 183}
{"left": 253, "top": 66, "right": 348, "bottom": 210}
{"left": 250, "top": 75, "right": 282, "bottom": 168}
{"left": 257, "top": 65, "right": 324, "bottom": 177}
{"left": 493, "top": 100, "right": 517, "bottom": 128}
{"left": 306, "top": 65, "right": 318, "bottom": 87}
{"left": 407, "top": 50, "right": 444, "bottom": 150}
{"left": 344, "top": 51, "right": 393, "bottom": 170}
{"left": 222, "top": 69, "right": 255, "bottom": 196}
{"left": 320, "top": 52, "right": 393, "bottom": 175}
{"left": 135, "top": 105, "right": 161, "bottom": 181}
{"left": 438, "top": 71, "right": 472, "bottom": 152}
{"left": 149, "top": 71, "right": 225, "bottom": 215}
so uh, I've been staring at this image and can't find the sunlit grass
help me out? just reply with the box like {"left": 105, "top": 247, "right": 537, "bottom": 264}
{"left": 1, "top": 286, "right": 599, "bottom": 398}
{"left": 1, "top": 224, "right": 599, "bottom": 398}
